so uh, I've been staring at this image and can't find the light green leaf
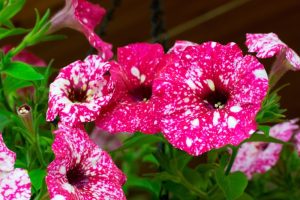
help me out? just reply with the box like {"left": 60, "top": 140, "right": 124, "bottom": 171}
{"left": 3, "top": 62, "right": 44, "bottom": 80}
{"left": 3, "top": 75, "right": 33, "bottom": 94}
{"left": 0, "top": 0, "right": 25, "bottom": 23}
{"left": 0, "top": 27, "right": 28, "bottom": 40}
{"left": 29, "top": 169, "right": 46, "bottom": 191}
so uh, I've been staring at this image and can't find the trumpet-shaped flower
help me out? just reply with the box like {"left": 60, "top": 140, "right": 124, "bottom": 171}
{"left": 46, "top": 55, "right": 113, "bottom": 127}
{"left": 49, "top": 0, "right": 112, "bottom": 60}
{"left": 46, "top": 126, "right": 126, "bottom": 199}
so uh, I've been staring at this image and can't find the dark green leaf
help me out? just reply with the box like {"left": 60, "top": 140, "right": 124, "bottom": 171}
{"left": 29, "top": 169, "right": 46, "bottom": 191}
{"left": 126, "top": 176, "right": 161, "bottom": 198}
{"left": 216, "top": 169, "right": 248, "bottom": 200}
{"left": 3, "top": 62, "right": 44, "bottom": 80}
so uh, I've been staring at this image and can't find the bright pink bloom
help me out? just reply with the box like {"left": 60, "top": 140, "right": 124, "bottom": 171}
{"left": 46, "top": 126, "right": 126, "bottom": 200}
{"left": 49, "top": 0, "right": 113, "bottom": 60}
{"left": 0, "top": 134, "right": 31, "bottom": 199}
{"left": 96, "top": 43, "right": 165, "bottom": 134}
{"left": 2, "top": 45, "right": 46, "bottom": 66}
{"left": 155, "top": 41, "right": 268, "bottom": 156}
{"left": 46, "top": 55, "right": 113, "bottom": 127}
{"left": 232, "top": 119, "right": 299, "bottom": 179}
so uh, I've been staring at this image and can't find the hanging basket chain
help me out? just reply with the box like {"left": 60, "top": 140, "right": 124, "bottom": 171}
{"left": 150, "top": 0, "right": 168, "bottom": 50}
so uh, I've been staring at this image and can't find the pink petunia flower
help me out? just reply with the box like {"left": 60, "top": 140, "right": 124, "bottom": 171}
{"left": 46, "top": 126, "right": 126, "bottom": 200}
{"left": 154, "top": 41, "right": 268, "bottom": 156}
{"left": 46, "top": 55, "right": 113, "bottom": 127}
{"left": 0, "top": 134, "right": 31, "bottom": 199}
{"left": 231, "top": 119, "right": 299, "bottom": 179}
{"left": 96, "top": 43, "right": 165, "bottom": 134}
{"left": 246, "top": 33, "right": 300, "bottom": 87}
{"left": 49, "top": 0, "right": 113, "bottom": 60}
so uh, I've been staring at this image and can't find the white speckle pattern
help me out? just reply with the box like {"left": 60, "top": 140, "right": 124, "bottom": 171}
{"left": 253, "top": 69, "right": 268, "bottom": 79}
{"left": 228, "top": 116, "right": 238, "bottom": 128}
{"left": 230, "top": 106, "right": 242, "bottom": 113}
{"left": 186, "top": 138, "right": 193, "bottom": 147}
{"left": 206, "top": 79, "right": 215, "bottom": 91}
{"left": 191, "top": 119, "right": 199, "bottom": 127}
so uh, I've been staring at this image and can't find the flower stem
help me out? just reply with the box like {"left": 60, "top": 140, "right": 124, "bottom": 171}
{"left": 225, "top": 146, "right": 238, "bottom": 175}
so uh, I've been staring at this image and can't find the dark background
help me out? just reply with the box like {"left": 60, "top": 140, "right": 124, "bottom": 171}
{"left": 2, "top": 0, "right": 300, "bottom": 118}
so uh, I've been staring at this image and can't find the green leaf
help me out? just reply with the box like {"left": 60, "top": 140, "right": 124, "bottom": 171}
{"left": 126, "top": 176, "right": 161, "bottom": 198}
{"left": 3, "top": 75, "right": 33, "bottom": 94}
{"left": 236, "top": 193, "right": 254, "bottom": 200}
{"left": 0, "top": 27, "right": 28, "bottom": 40}
{"left": 216, "top": 169, "right": 248, "bottom": 200}
{"left": 242, "top": 133, "right": 288, "bottom": 145}
{"left": 29, "top": 169, "right": 46, "bottom": 191}
{"left": 3, "top": 62, "right": 44, "bottom": 80}
{"left": 0, "top": 0, "right": 25, "bottom": 23}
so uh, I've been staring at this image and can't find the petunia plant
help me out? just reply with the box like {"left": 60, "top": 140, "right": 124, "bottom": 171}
{"left": 1, "top": 1, "right": 300, "bottom": 200}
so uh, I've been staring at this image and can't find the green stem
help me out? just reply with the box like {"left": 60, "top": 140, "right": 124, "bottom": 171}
{"left": 0, "top": 74, "right": 12, "bottom": 111}
{"left": 225, "top": 147, "right": 238, "bottom": 175}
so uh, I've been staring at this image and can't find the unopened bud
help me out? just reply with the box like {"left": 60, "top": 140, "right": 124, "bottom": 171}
{"left": 17, "top": 104, "right": 34, "bottom": 134}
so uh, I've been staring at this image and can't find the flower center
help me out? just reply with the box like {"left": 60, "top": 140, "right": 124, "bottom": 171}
{"left": 203, "top": 88, "right": 229, "bottom": 109}
{"left": 66, "top": 165, "right": 88, "bottom": 189}
{"left": 129, "top": 85, "right": 152, "bottom": 102}
{"left": 68, "top": 88, "right": 87, "bottom": 103}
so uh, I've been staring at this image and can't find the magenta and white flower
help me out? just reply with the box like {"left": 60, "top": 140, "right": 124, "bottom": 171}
{"left": 231, "top": 119, "right": 299, "bottom": 179}
{"left": 96, "top": 43, "right": 165, "bottom": 134}
{"left": 246, "top": 33, "right": 300, "bottom": 87}
{"left": 0, "top": 134, "right": 31, "bottom": 199}
{"left": 46, "top": 55, "right": 113, "bottom": 127}
{"left": 246, "top": 33, "right": 300, "bottom": 69}
{"left": 46, "top": 126, "right": 126, "bottom": 200}
{"left": 154, "top": 41, "right": 268, "bottom": 156}
{"left": 49, "top": 0, "right": 113, "bottom": 60}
